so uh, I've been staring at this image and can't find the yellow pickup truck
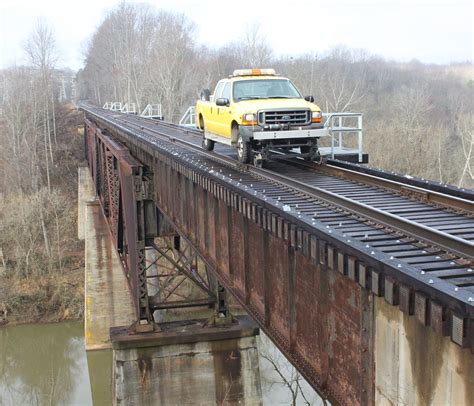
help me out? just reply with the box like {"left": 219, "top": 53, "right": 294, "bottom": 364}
{"left": 195, "top": 68, "right": 328, "bottom": 166}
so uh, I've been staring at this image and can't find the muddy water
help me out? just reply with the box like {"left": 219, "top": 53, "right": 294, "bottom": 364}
{"left": 0, "top": 321, "right": 98, "bottom": 405}
{"left": 0, "top": 322, "right": 322, "bottom": 405}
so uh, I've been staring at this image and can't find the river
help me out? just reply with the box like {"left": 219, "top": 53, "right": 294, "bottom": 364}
{"left": 0, "top": 322, "right": 95, "bottom": 405}
{"left": 0, "top": 322, "right": 322, "bottom": 405}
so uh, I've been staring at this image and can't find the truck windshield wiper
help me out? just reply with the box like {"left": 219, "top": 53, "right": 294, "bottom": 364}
{"left": 237, "top": 97, "right": 264, "bottom": 100}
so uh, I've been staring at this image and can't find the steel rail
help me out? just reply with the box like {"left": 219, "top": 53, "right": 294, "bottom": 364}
{"left": 83, "top": 105, "right": 474, "bottom": 258}
{"left": 119, "top": 111, "right": 474, "bottom": 216}
{"left": 276, "top": 158, "right": 474, "bottom": 214}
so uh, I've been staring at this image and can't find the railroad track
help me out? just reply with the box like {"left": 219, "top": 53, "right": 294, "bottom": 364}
{"left": 82, "top": 105, "right": 474, "bottom": 300}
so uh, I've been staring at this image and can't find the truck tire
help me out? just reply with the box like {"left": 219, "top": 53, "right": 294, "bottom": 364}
{"left": 200, "top": 89, "right": 211, "bottom": 101}
{"left": 202, "top": 137, "right": 215, "bottom": 151}
{"left": 200, "top": 118, "right": 214, "bottom": 151}
{"left": 237, "top": 134, "right": 251, "bottom": 164}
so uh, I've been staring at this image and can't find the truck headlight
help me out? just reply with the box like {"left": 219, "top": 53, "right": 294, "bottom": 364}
{"left": 311, "top": 111, "right": 322, "bottom": 123}
{"left": 242, "top": 113, "right": 257, "bottom": 125}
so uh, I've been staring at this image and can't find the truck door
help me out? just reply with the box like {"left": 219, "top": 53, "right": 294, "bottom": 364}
{"left": 215, "top": 81, "right": 232, "bottom": 138}
{"left": 206, "top": 81, "right": 224, "bottom": 134}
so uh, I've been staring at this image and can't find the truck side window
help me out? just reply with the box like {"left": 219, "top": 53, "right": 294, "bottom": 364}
{"left": 221, "top": 82, "right": 231, "bottom": 101}
{"left": 214, "top": 82, "right": 224, "bottom": 100}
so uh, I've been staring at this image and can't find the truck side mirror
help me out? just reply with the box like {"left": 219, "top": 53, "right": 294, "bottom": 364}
{"left": 216, "top": 98, "right": 230, "bottom": 107}
{"left": 304, "top": 95, "right": 315, "bottom": 103}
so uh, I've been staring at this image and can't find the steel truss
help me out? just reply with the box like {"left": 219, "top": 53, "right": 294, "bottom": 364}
{"left": 85, "top": 118, "right": 230, "bottom": 332}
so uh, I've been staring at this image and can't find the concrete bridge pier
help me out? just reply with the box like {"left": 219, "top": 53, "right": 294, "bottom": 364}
{"left": 111, "top": 317, "right": 262, "bottom": 405}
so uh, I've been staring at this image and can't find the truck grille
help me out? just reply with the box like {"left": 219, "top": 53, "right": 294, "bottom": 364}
{"left": 258, "top": 109, "right": 311, "bottom": 126}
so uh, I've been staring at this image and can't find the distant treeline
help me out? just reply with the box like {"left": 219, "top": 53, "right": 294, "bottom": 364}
{"left": 77, "top": 2, "right": 473, "bottom": 188}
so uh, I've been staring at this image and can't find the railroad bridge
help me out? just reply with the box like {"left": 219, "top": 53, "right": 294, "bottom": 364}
{"left": 80, "top": 103, "right": 474, "bottom": 405}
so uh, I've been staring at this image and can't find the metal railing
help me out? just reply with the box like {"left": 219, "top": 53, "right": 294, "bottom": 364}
{"left": 140, "top": 104, "right": 163, "bottom": 119}
{"left": 110, "top": 102, "right": 122, "bottom": 111}
{"left": 323, "top": 112, "right": 363, "bottom": 162}
{"left": 179, "top": 106, "right": 196, "bottom": 127}
{"left": 120, "top": 103, "right": 137, "bottom": 114}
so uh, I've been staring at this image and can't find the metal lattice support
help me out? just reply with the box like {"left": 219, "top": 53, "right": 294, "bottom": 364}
{"left": 147, "top": 237, "right": 216, "bottom": 316}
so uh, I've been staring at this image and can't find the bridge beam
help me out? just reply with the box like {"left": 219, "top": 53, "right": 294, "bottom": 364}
{"left": 83, "top": 109, "right": 474, "bottom": 406}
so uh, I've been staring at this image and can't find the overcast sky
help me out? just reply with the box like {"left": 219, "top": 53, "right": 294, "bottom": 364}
{"left": 1, "top": 0, "right": 472, "bottom": 71}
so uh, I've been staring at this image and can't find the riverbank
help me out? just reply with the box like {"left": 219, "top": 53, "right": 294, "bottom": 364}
{"left": 0, "top": 104, "right": 85, "bottom": 326}
{"left": 0, "top": 263, "right": 84, "bottom": 326}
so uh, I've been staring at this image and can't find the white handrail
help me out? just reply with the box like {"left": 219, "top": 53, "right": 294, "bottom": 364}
{"left": 323, "top": 112, "right": 363, "bottom": 162}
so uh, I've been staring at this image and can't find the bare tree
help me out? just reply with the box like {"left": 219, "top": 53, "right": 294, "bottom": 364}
{"left": 458, "top": 113, "right": 474, "bottom": 187}
{"left": 258, "top": 333, "right": 327, "bottom": 405}
{"left": 237, "top": 22, "right": 273, "bottom": 67}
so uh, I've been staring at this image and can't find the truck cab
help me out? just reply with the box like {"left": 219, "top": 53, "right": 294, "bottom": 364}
{"left": 195, "top": 68, "right": 328, "bottom": 166}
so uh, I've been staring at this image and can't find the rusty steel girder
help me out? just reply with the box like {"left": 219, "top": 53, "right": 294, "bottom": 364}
{"left": 85, "top": 120, "right": 223, "bottom": 329}
{"left": 148, "top": 153, "right": 373, "bottom": 405}
{"left": 82, "top": 107, "right": 474, "bottom": 406}
{"left": 85, "top": 119, "right": 155, "bottom": 325}
{"left": 84, "top": 116, "right": 373, "bottom": 405}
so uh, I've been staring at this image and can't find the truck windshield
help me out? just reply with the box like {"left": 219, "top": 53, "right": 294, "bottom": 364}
{"left": 233, "top": 79, "right": 302, "bottom": 102}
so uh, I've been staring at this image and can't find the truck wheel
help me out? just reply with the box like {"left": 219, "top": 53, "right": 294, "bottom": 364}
{"left": 301, "top": 145, "right": 318, "bottom": 161}
{"left": 237, "top": 135, "right": 251, "bottom": 163}
{"left": 202, "top": 137, "right": 215, "bottom": 151}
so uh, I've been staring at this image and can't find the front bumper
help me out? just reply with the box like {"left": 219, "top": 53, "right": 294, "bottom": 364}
{"left": 252, "top": 127, "right": 328, "bottom": 140}
{"left": 239, "top": 123, "right": 327, "bottom": 141}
